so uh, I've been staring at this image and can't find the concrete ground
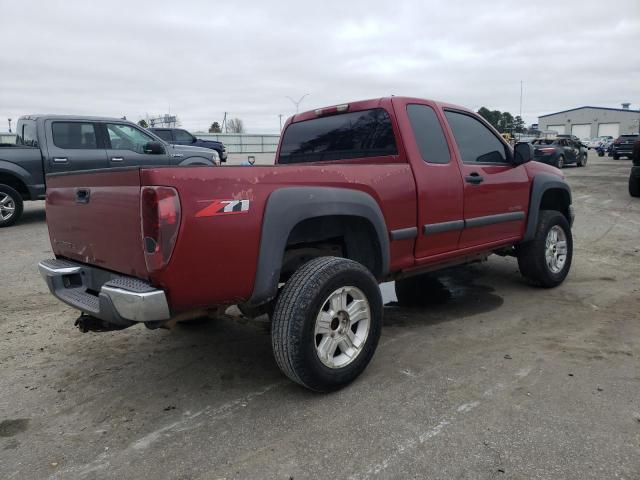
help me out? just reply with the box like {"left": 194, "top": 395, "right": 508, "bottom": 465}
{"left": 1, "top": 151, "right": 639, "bottom": 479}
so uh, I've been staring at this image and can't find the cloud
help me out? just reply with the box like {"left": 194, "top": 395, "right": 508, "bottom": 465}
{"left": 0, "top": 0, "right": 638, "bottom": 133}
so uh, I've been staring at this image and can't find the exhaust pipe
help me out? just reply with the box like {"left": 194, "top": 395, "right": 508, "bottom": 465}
{"left": 74, "top": 314, "right": 134, "bottom": 333}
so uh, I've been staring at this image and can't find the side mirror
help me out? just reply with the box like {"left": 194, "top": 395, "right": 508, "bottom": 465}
{"left": 143, "top": 141, "right": 165, "bottom": 154}
{"left": 513, "top": 142, "right": 533, "bottom": 165}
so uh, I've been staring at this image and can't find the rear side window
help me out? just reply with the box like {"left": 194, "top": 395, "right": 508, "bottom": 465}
{"left": 444, "top": 111, "right": 507, "bottom": 164}
{"left": 153, "top": 129, "right": 173, "bottom": 141}
{"left": 52, "top": 122, "right": 98, "bottom": 149}
{"left": 278, "top": 108, "right": 397, "bottom": 164}
{"left": 406, "top": 104, "right": 450, "bottom": 164}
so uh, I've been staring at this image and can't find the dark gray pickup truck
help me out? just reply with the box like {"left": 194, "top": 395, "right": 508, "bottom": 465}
{"left": 0, "top": 115, "right": 219, "bottom": 227}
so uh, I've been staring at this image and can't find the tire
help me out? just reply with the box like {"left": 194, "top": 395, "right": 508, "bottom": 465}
{"left": 630, "top": 174, "right": 640, "bottom": 198}
{"left": 577, "top": 153, "right": 587, "bottom": 167}
{"left": 0, "top": 184, "right": 24, "bottom": 228}
{"left": 613, "top": 154, "right": 619, "bottom": 160}
{"left": 556, "top": 155, "right": 565, "bottom": 169}
{"left": 597, "top": 150, "right": 604, "bottom": 157}
{"left": 516, "top": 210, "right": 572, "bottom": 288}
{"left": 271, "top": 257, "right": 382, "bottom": 392}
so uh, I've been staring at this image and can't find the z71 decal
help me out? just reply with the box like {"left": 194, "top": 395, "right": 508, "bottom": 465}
{"left": 196, "top": 200, "right": 250, "bottom": 217}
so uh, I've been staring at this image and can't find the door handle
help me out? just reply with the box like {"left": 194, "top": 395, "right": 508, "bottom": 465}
{"left": 111, "top": 157, "right": 124, "bottom": 162}
{"left": 465, "top": 172, "right": 484, "bottom": 184}
{"left": 53, "top": 157, "right": 68, "bottom": 163}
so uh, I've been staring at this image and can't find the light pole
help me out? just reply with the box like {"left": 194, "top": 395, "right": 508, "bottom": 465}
{"left": 286, "top": 94, "right": 310, "bottom": 113}
{"left": 278, "top": 114, "right": 283, "bottom": 132}
{"left": 7, "top": 118, "right": 11, "bottom": 133}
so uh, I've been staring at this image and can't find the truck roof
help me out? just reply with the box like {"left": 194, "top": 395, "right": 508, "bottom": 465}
{"left": 18, "top": 114, "right": 134, "bottom": 122}
{"left": 291, "top": 96, "right": 472, "bottom": 123}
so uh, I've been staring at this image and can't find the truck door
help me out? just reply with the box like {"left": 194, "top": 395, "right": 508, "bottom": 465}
{"left": 45, "top": 120, "right": 108, "bottom": 173}
{"left": 102, "top": 122, "right": 170, "bottom": 167}
{"left": 395, "top": 100, "right": 465, "bottom": 260}
{"left": 443, "top": 110, "right": 529, "bottom": 249}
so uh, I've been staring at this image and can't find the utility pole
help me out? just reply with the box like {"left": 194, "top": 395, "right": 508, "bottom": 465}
{"left": 7, "top": 118, "right": 12, "bottom": 133}
{"left": 278, "top": 114, "right": 283, "bottom": 131}
{"left": 221, "top": 112, "right": 228, "bottom": 133}
{"left": 286, "top": 94, "right": 310, "bottom": 113}
{"left": 519, "top": 80, "right": 523, "bottom": 140}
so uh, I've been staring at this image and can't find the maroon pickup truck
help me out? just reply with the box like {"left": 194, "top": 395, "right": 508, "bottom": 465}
{"left": 39, "top": 97, "right": 574, "bottom": 392}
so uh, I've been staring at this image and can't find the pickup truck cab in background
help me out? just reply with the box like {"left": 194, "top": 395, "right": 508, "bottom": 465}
{"left": 0, "top": 115, "right": 219, "bottom": 227}
{"left": 149, "top": 127, "right": 227, "bottom": 163}
{"left": 39, "top": 97, "right": 574, "bottom": 392}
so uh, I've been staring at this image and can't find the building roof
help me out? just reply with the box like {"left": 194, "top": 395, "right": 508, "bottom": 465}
{"left": 539, "top": 106, "right": 640, "bottom": 118}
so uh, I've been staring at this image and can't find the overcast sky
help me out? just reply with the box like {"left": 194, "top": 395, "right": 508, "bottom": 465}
{"left": 1, "top": 0, "right": 638, "bottom": 133}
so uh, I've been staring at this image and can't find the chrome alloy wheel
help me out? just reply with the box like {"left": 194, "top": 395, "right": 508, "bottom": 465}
{"left": 0, "top": 193, "right": 16, "bottom": 221}
{"left": 314, "top": 286, "right": 371, "bottom": 369}
{"left": 545, "top": 225, "right": 568, "bottom": 274}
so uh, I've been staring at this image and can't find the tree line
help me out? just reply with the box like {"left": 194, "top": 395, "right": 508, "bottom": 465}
{"left": 477, "top": 107, "right": 525, "bottom": 134}
{"left": 135, "top": 117, "right": 245, "bottom": 133}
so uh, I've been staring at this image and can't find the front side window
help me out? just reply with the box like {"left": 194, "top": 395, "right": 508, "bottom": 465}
{"left": 174, "top": 130, "right": 194, "bottom": 143}
{"left": 444, "top": 111, "right": 508, "bottom": 164}
{"left": 278, "top": 108, "right": 397, "bottom": 164}
{"left": 107, "top": 124, "right": 155, "bottom": 153}
{"left": 52, "top": 122, "right": 97, "bottom": 149}
{"left": 406, "top": 104, "right": 450, "bottom": 164}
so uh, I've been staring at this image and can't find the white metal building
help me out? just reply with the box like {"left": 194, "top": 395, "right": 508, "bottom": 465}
{"left": 538, "top": 105, "right": 640, "bottom": 139}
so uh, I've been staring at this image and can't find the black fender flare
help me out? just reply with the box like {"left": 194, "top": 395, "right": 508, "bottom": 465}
{"left": 522, "top": 172, "right": 572, "bottom": 242}
{"left": 248, "top": 187, "right": 390, "bottom": 306}
{"left": 0, "top": 161, "right": 38, "bottom": 199}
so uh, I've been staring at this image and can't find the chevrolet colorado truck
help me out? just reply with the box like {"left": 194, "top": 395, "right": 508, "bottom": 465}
{"left": 39, "top": 97, "right": 574, "bottom": 392}
{"left": 0, "top": 115, "right": 219, "bottom": 227}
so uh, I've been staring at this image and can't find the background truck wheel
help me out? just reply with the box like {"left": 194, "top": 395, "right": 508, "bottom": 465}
{"left": 630, "top": 174, "right": 640, "bottom": 197}
{"left": 613, "top": 154, "right": 619, "bottom": 160}
{"left": 271, "top": 256, "right": 382, "bottom": 392}
{"left": 516, "top": 210, "right": 572, "bottom": 288}
{"left": 556, "top": 156, "right": 565, "bottom": 168}
{"left": 0, "top": 184, "right": 23, "bottom": 228}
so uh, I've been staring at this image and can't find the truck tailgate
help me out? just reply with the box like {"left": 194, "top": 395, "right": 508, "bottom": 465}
{"left": 45, "top": 168, "right": 149, "bottom": 279}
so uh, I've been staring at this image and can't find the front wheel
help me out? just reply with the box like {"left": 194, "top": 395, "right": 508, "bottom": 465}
{"left": 516, "top": 210, "right": 573, "bottom": 288}
{"left": 630, "top": 174, "right": 640, "bottom": 198}
{"left": 556, "top": 155, "right": 565, "bottom": 169}
{"left": 613, "top": 154, "right": 620, "bottom": 160}
{"left": 271, "top": 257, "right": 382, "bottom": 392}
{"left": 0, "top": 184, "right": 24, "bottom": 228}
{"left": 578, "top": 153, "right": 587, "bottom": 167}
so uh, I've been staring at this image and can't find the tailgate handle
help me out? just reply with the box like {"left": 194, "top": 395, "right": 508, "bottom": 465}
{"left": 75, "top": 188, "right": 91, "bottom": 204}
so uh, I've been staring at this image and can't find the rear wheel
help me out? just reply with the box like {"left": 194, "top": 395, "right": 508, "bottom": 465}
{"left": 271, "top": 257, "right": 382, "bottom": 392}
{"left": 630, "top": 174, "right": 640, "bottom": 197}
{"left": 613, "top": 154, "right": 620, "bottom": 160}
{"left": 556, "top": 155, "right": 565, "bottom": 169}
{"left": 516, "top": 210, "right": 572, "bottom": 288}
{"left": 0, "top": 184, "right": 23, "bottom": 228}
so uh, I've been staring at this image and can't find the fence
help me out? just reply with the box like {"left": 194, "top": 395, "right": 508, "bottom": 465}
{"left": 194, "top": 133, "right": 280, "bottom": 154}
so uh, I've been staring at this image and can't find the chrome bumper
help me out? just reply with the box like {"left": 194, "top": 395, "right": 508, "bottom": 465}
{"left": 38, "top": 259, "right": 170, "bottom": 324}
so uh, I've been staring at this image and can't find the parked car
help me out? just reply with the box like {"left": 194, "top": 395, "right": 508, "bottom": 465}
{"left": 532, "top": 137, "right": 587, "bottom": 168}
{"left": 0, "top": 115, "right": 219, "bottom": 227}
{"left": 38, "top": 97, "right": 574, "bottom": 392}
{"left": 149, "top": 128, "right": 227, "bottom": 163}
{"left": 611, "top": 134, "right": 640, "bottom": 160}
{"left": 630, "top": 140, "right": 640, "bottom": 197}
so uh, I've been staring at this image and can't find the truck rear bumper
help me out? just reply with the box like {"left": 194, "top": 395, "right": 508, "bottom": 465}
{"left": 38, "top": 258, "right": 170, "bottom": 324}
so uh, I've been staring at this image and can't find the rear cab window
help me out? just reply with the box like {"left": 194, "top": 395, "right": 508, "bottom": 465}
{"left": 278, "top": 108, "right": 397, "bottom": 164}
{"left": 406, "top": 104, "right": 451, "bottom": 164}
{"left": 17, "top": 120, "right": 39, "bottom": 147}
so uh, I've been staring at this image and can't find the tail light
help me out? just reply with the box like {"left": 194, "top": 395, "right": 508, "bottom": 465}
{"left": 141, "top": 186, "right": 181, "bottom": 273}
